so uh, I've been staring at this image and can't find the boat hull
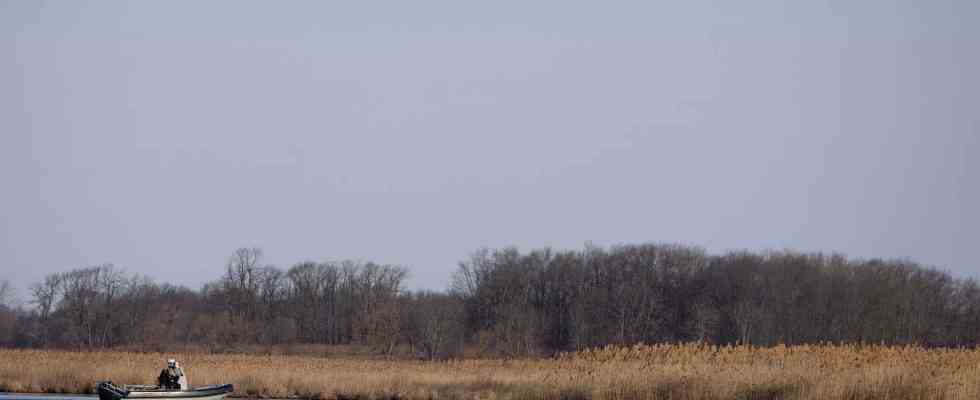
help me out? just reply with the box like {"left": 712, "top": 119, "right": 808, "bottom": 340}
{"left": 97, "top": 383, "right": 233, "bottom": 400}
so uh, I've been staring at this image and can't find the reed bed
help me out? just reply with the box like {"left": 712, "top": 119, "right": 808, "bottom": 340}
{"left": 1, "top": 344, "right": 978, "bottom": 400}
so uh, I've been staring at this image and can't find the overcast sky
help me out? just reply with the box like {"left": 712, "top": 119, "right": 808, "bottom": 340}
{"left": 1, "top": 0, "right": 977, "bottom": 301}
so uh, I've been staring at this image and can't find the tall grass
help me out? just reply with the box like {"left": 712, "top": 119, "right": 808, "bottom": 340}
{"left": 1, "top": 344, "right": 977, "bottom": 399}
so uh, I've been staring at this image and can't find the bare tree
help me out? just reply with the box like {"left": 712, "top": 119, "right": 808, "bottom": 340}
{"left": 0, "top": 279, "right": 13, "bottom": 307}
{"left": 223, "top": 247, "right": 263, "bottom": 332}
{"left": 404, "top": 292, "right": 464, "bottom": 360}
{"left": 360, "top": 263, "right": 408, "bottom": 355}
{"left": 0, "top": 279, "right": 17, "bottom": 345}
{"left": 287, "top": 262, "right": 324, "bottom": 341}
{"left": 690, "top": 299, "right": 720, "bottom": 343}
{"left": 30, "top": 274, "right": 63, "bottom": 346}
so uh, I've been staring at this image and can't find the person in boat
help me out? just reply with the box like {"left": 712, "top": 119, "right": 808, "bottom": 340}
{"left": 157, "top": 359, "right": 188, "bottom": 390}
{"left": 174, "top": 360, "right": 189, "bottom": 390}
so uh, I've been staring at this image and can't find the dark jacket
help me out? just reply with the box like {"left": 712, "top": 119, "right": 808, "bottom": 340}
{"left": 158, "top": 367, "right": 183, "bottom": 389}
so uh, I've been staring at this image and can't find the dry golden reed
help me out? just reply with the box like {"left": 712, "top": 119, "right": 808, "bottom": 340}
{"left": 1, "top": 344, "right": 978, "bottom": 400}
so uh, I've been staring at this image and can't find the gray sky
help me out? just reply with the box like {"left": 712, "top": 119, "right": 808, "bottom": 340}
{"left": 1, "top": 0, "right": 977, "bottom": 300}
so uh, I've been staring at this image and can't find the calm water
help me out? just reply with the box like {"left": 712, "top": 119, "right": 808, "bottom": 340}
{"left": 0, "top": 395, "right": 95, "bottom": 400}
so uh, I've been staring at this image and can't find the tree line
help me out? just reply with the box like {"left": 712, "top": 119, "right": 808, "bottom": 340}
{"left": 1, "top": 244, "right": 978, "bottom": 358}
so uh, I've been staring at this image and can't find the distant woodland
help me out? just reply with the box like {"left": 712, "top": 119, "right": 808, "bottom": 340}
{"left": 1, "top": 244, "right": 978, "bottom": 358}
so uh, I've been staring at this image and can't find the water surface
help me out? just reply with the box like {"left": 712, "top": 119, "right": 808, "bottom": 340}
{"left": 0, "top": 394, "right": 95, "bottom": 400}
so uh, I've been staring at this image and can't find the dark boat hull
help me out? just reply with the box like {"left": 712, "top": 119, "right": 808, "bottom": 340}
{"left": 97, "top": 383, "right": 233, "bottom": 400}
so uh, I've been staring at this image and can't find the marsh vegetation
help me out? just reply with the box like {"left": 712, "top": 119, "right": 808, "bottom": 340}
{"left": 1, "top": 344, "right": 978, "bottom": 400}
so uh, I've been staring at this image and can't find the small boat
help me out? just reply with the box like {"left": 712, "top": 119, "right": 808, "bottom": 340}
{"left": 97, "top": 382, "right": 234, "bottom": 400}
